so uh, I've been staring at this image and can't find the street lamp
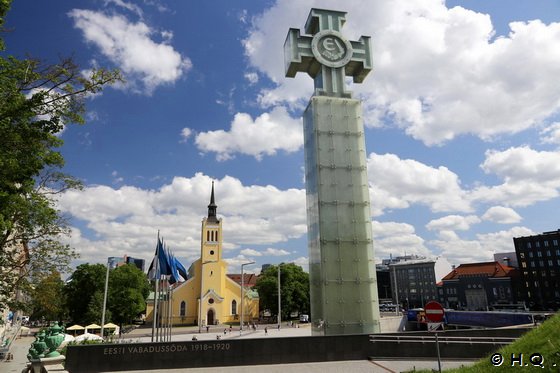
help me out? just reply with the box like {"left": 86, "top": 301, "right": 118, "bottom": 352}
{"left": 277, "top": 263, "right": 282, "bottom": 328}
{"left": 100, "top": 258, "right": 110, "bottom": 339}
{"left": 240, "top": 261, "right": 255, "bottom": 332}
{"left": 198, "top": 260, "right": 217, "bottom": 333}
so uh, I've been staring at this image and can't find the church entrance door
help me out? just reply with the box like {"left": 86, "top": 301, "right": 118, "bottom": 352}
{"left": 207, "top": 309, "right": 215, "bottom": 325}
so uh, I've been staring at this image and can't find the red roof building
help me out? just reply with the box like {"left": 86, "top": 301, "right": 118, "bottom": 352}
{"left": 439, "top": 261, "right": 521, "bottom": 311}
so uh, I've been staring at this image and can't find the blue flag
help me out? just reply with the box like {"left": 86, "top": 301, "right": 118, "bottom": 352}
{"left": 157, "top": 238, "right": 171, "bottom": 277}
{"left": 168, "top": 249, "right": 180, "bottom": 285}
{"left": 175, "top": 258, "right": 188, "bottom": 281}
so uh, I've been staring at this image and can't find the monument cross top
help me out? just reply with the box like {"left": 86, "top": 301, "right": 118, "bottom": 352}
{"left": 284, "top": 8, "right": 372, "bottom": 98}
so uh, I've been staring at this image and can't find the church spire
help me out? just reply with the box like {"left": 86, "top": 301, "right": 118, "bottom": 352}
{"left": 207, "top": 181, "right": 218, "bottom": 222}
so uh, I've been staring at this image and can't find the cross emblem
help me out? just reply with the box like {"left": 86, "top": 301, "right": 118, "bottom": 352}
{"left": 284, "top": 8, "right": 372, "bottom": 98}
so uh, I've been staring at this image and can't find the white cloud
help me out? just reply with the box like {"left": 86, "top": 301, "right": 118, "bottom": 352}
{"left": 262, "top": 248, "right": 290, "bottom": 256}
{"left": 105, "top": 0, "right": 143, "bottom": 17}
{"left": 540, "top": 122, "right": 560, "bottom": 145}
{"left": 111, "top": 170, "right": 124, "bottom": 184}
{"left": 426, "top": 215, "right": 481, "bottom": 231}
{"left": 239, "top": 248, "right": 262, "bottom": 257}
{"left": 195, "top": 106, "right": 303, "bottom": 161}
{"left": 371, "top": 221, "right": 431, "bottom": 261}
{"left": 471, "top": 146, "right": 560, "bottom": 206}
{"left": 368, "top": 153, "right": 471, "bottom": 215}
{"left": 223, "top": 255, "right": 260, "bottom": 274}
{"left": 69, "top": 9, "right": 192, "bottom": 94}
{"left": 179, "top": 127, "right": 192, "bottom": 143}
{"left": 430, "top": 226, "right": 534, "bottom": 265}
{"left": 482, "top": 206, "right": 522, "bottom": 224}
{"left": 476, "top": 227, "right": 534, "bottom": 255}
{"left": 245, "top": 0, "right": 560, "bottom": 145}
{"left": 244, "top": 72, "right": 259, "bottom": 85}
{"left": 291, "top": 256, "right": 309, "bottom": 272}
{"left": 57, "top": 173, "right": 306, "bottom": 265}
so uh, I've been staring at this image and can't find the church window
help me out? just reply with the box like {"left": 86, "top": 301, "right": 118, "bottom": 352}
{"left": 210, "top": 250, "right": 215, "bottom": 256}
{"left": 231, "top": 300, "right": 237, "bottom": 315}
{"left": 180, "top": 301, "right": 186, "bottom": 317}
{"left": 208, "top": 298, "right": 214, "bottom": 304}
{"left": 207, "top": 231, "right": 210, "bottom": 241}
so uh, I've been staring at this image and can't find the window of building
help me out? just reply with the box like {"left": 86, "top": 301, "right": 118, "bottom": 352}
{"left": 521, "top": 262, "right": 527, "bottom": 268}
{"left": 539, "top": 260, "right": 544, "bottom": 267}
{"left": 544, "top": 241, "right": 549, "bottom": 247}
{"left": 499, "top": 287, "right": 505, "bottom": 299}
{"left": 547, "top": 250, "right": 551, "bottom": 257}
{"left": 180, "top": 301, "right": 186, "bottom": 317}
{"left": 527, "top": 242, "right": 532, "bottom": 249}
{"left": 536, "top": 242, "right": 540, "bottom": 248}
{"left": 519, "top": 252, "right": 525, "bottom": 259}
{"left": 207, "top": 231, "right": 210, "bottom": 241}
{"left": 554, "top": 240, "right": 559, "bottom": 246}
{"left": 537, "top": 251, "right": 542, "bottom": 257}
{"left": 529, "top": 252, "right": 533, "bottom": 258}
{"left": 530, "top": 261, "right": 535, "bottom": 268}
{"left": 549, "top": 260, "right": 553, "bottom": 266}
{"left": 231, "top": 300, "right": 237, "bottom": 315}
{"left": 556, "top": 249, "right": 560, "bottom": 255}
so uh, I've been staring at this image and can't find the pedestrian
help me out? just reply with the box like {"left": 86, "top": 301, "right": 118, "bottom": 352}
{"left": 216, "top": 335, "right": 221, "bottom": 340}
{"left": 264, "top": 326, "right": 268, "bottom": 335}
{"left": 277, "top": 324, "right": 280, "bottom": 331}
{"left": 229, "top": 324, "right": 232, "bottom": 333}
{"left": 224, "top": 329, "right": 227, "bottom": 335}
{"left": 206, "top": 326, "right": 209, "bottom": 333}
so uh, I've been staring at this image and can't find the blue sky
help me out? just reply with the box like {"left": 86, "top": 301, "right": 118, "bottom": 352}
{"left": 4, "top": 0, "right": 560, "bottom": 280}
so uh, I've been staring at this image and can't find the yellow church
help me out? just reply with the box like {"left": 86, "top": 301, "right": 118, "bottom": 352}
{"left": 146, "top": 183, "right": 259, "bottom": 326}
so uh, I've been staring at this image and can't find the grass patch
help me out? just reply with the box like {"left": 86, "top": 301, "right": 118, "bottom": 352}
{"left": 407, "top": 312, "right": 560, "bottom": 372}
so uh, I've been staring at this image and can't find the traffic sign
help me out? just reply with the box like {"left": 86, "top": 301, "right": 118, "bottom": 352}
{"left": 424, "top": 301, "right": 445, "bottom": 323}
{"left": 427, "top": 322, "right": 443, "bottom": 332}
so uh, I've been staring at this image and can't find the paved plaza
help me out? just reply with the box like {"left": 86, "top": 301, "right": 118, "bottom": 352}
{"left": 2, "top": 324, "right": 477, "bottom": 372}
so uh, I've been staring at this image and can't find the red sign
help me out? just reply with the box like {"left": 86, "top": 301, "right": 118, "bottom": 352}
{"left": 424, "top": 301, "right": 445, "bottom": 323}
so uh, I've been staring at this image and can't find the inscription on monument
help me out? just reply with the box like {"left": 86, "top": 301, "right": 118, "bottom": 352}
{"left": 102, "top": 342, "right": 232, "bottom": 355}
{"left": 311, "top": 30, "right": 353, "bottom": 68}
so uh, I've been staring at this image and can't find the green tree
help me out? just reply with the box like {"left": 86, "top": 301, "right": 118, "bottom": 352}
{"left": 28, "top": 270, "right": 66, "bottom": 322}
{"left": 0, "top": 1, "right": 122, "bottom": 311}
{"left": 63, "top": 264, "right": 106, "bottom": 324}
{"left": 108, "top": 264, "right": 150, "bottom": 326}
{"left": 255, "top": 263, "right": 310, "bottom": 319}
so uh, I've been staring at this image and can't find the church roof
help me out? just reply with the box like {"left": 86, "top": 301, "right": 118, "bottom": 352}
{"left": 207, "top": 181, "right": 218, "bottom": 223}
{"left": 227, "top": 273, "right": 258, "bottom": 287}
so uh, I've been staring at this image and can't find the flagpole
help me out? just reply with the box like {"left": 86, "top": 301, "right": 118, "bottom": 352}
{"left": 169, "top": 284, "right": 173, "bottom": 341}
{"left": 151, "top": 232, "right": 160, "bottom": 342}
{"left": 167, "top": 282, "right": 172, "bottom": 341}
